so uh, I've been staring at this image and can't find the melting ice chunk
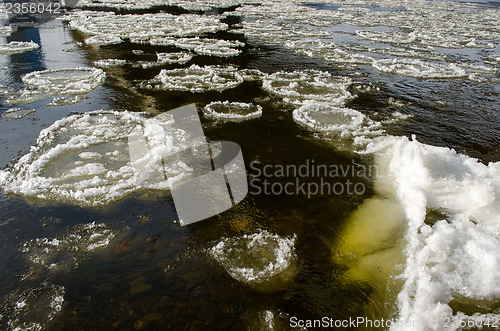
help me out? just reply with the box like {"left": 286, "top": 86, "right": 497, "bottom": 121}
{"left": 209, "top": 230, "right": 297, "bottom": 287}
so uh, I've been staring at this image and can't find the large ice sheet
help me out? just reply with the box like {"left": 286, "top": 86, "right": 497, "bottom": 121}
{"left": 143, "top": 64, "right": 243, "bottom": 93}
{"left": 365, "top": 136, "right": 500, "bottom": 330}
{"left": 0, "top": 110, "right": 192, "bottom": 206}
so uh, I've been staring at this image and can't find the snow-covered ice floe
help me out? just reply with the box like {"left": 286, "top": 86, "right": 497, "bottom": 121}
{"left": 1, "top": 108, "right": 35, "bottom": 120}
{"left": 21, "top": 222, "right": 116, "bottom": 271}
{"left": 372, "top": 58, "right": 468, "bottom": 79}
{"left": 156, "top": 52, "right": 193, "bottom": 65}
{"left": 0, "top": 110, "right": 196, "bottom": 206}
{"left": 356, "top": 30, "right": 417, "bottom": 45}
{"left": 143, "top": 64, "right": 243, "bottom": 93}
{"left": 0, "top": 283, "right": 65, "bottom": 331}
{"left": 293, "top": 101, "right": 383, "bottom": 146}
{"left": 364, "top": 135, "right": 500, "bottom": 330}
{"left": 209, "top": 230, "right": 297, "bottom": 288}
{"left": 0, "top": 25, "right": 14, "bottom": 37}
{"left": 84, "top": 33, "right": 123, "bottom": 46}
{"left": 8, "top": 67, "right": 105, "bottom": 104}
{"left": 0, "top": 41, "right": 39, "bottom": 55}
{"left": 262, "top": 69, "right": 354, "bottom": 106}
{"left": 203, "top": 101, "right": 262, "bottom": 121}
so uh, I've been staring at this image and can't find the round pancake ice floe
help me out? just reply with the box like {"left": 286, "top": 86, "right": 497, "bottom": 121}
{"left": 262, "top": 69, "right": 354, "bottom": 106}
{"left": 372, "top": 58, "right": 467, "bottom": 79}
{"left": 293, "top": 101, "right": 382, "bottom": 139}
{"left": 203, "top": 101, "right": 262, "bottom": 121}
{"left": 144, "top": 64, "right": 243, "bottom": 93}
{"left": 22, "top": 67, "right": 106, "bottom": 95}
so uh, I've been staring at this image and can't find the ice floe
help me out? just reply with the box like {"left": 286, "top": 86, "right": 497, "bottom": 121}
{"left": 483, "top": 55, "right": 500, "bottom": 67}
{"left": 203, "top": 101, "right": 262, "bottom": 121}
{"left": 74, "top": 0, "right": 247, "bottom": 11}
{"left": 356, "top": 30, "right": 417, "bottom": 45}
{"left": 262, "top": 69, "right": 354, "bottom": 106}
{"left": 143, "top": 64, "right": 243, "bottom": 93}
{"left": 0, "top": 41, "right": 39, "bottom": 55}
{"left": 62, "top": 10, "right": 228, "bottom": 46}
{"left": 137, "top": 52, "right": 193, "bottom": 69}
{"left": 324, "top": 48, "right": 374, "bottom": 65}
{"left": 1, "top": 108, "right": 35, "bottom": 120}
{"left": 230, "top": 0, "right": 499, "bottom": 81}
{"left": 84, "top": 33, "right": 122, "bottom": 46}
{"left": 0, "top": 283, "right": 65, "bottom": 331}
{"left": 9, "top": 67, "right": 105, "bottom": 104}
{"left": 372, "top": 58, "right": 467, "bottom": 79}
{"left": 0, "top": 25, "right": 13, "bottom": 37}
{"left": 94, "top": 59, "right": 128, "bottom": 68}
{"left": 209, "top": 230, "right": 297, "bottom": 286}
{"left": 171, "top": 37, "right": 244, "bottom": 57}
{"left": 0, "top": 110, "right": 194, "bottom": 205}
{"left": 293, "top": 101, "right": 382, "bottom": 143}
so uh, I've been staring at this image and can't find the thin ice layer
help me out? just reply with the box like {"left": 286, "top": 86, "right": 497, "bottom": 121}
{"left": 0, "top": 110, "right": 192, "bottom": 206}
{"left": 209, "top": 230, "right": 297, "bottom": 284}
{"left": 203, "top": 101, "right": 262, "bottom": 121}
{"left": 143, "top": 64, "right": 243, "bottom": 93}
{"left": 0, "top": 284, "right": 65, "bottom": 331}
{"left": 366, "top": 136, "right": 500, "bottom": 330}
{"left": 262, "top": 70, "right": 354, "bottom": 106}
{"left": 21, "top": 222, "right": 116, "bottom": 270}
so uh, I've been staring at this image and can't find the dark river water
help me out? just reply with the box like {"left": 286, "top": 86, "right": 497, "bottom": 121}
{"left": 0, "top": 1, "right": 499, "bottom": 330}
